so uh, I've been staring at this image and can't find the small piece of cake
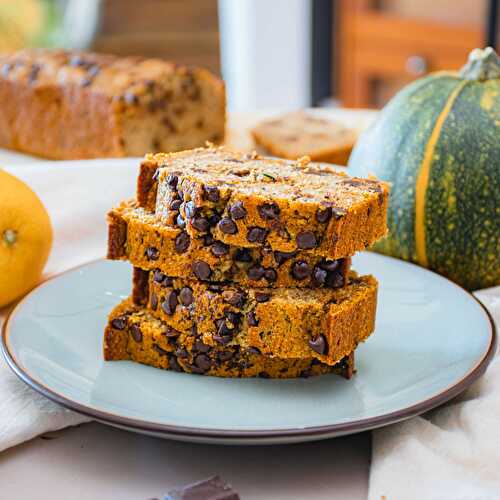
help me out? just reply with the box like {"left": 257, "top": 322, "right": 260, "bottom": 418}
{"left": 0, "top": 49, "right": 225, "bottom": 159}
{"left": 136, "top": 146, "right": 389, "bottom": 256}
{"left": 104, "top": 298, "right": 355, "bottom": 379}
{"left": 130, "top": 268, "right": 377, "bottom": 366}
{"left": 165, "top": 476, "right": 240, "bottom": 500}
{"left": 251, "top": 111, "right": 357, "bottom": 165}
{"left": 108, "top": 201, "right": 351, "bottom": 289}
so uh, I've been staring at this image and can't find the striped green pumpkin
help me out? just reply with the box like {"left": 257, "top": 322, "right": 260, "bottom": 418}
{"left": 348, "top": 47, "right": 500, "bottom": 290}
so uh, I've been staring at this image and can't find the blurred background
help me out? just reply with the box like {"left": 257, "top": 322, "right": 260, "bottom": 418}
{"left": 0, "top": 0, "right": 498, "bottom": 111}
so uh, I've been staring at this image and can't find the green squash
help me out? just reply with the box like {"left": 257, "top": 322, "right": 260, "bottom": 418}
{"left": 348, "top": 47, "right": 500, "bottom": 291}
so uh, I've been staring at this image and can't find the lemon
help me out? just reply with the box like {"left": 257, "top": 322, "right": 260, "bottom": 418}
{"left": 0, "top": 170, "right": 52, "bottom": 307}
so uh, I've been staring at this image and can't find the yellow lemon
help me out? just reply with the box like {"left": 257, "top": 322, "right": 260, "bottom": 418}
{"left": 0, "top": 170, "right": 52, "bottom": 308}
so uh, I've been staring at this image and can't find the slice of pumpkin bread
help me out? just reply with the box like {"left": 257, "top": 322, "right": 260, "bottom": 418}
{"left": 136, "top": 146, "right": 389, "bottom": 257}
{"left": 108, "top": 201, "right": 351, "bottom": 289}
{"left": 104, "top": 297, "right": 355, "bottom": 379}
{"left": 130, "top": 268, "right": 377, "bottom": 366}
{"left": 251, "top": 111, "right": 357, "bottom": 166}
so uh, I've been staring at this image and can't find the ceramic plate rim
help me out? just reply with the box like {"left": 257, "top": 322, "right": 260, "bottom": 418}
{"left": 1, "top": 257, "right": 497, "bottom": 442}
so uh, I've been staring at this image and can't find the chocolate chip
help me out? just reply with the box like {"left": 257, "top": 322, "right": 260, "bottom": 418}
{"left": 153, "top": 269, "right": 166, "bottom": 284}
{"left": 194, "top": 354, "right": 211, "bottom": 371}
{"left": 169, "top": 199, "right": 182, "bottom": 211}
{"left": 164, "top": 327, "right": 181, "bottom": 338}
{"left": 192, "top": 260, "right": 211, "bottom": 280}
{"left": 312, "top": 266, "right": 327, "bottom": 286}
{"left": 264, "top": 269, "right": 277, "bottom": 282}
{"left": 162, "top": 276, "right": 174, "bottom": 287}
{"left": 192, "top": 216, "right": 209, "bottom": 232}
{"left": 194, "top": 340, "right": 211, "bottom": 353}
{"left": 255, "top": 292, "right": 270, "bottom": 303}
{"left": 211, "top": 241, "right": 229, "bottom": 257}
{"left": 247, "top": 347, "right": 261, "bottom": 355}
{"left": 184, "top": 201, "right": 198, "bottom": 219}
{"left": 161, "top": 291, "right": 178, "bottom": 315}
{"left": 320, "top": 259, "right": 340, "bottom": 272}
{"left": 316, "top": 206, "right": 332, "bottom": 223}
{"left": 175, "top": 231, "right": 190, "bottom": 253}
{"left": 203, "top": 234, "right": 215, "bottom": 246}
{"left": 229, "top": 201, "right": 247, "bottom": 220}
{"left": 190, "top": 365, "right": 206, "bottom": 375}
{"left": 218, "top": 217, "right": 238, "bottom": 235}
{"left": 258, "top": 202, "right": 280, "bottom": 220}
{"left": 225, "top": 310, "right": 241, "bottom": 326}
{"left": 222, "top": 290, "right": 245, "bottom": 307}
{"left": 259, "top": 371, "right": 270, "bottom": 378}
{"left": 111, "top": 316, "right": 127, "bottom": 330}
{"left": 247, "top": 265, "right": 265, "bottom": 281}
{"left": 129, "top": 323, "right": 142, "bottom": 342}
{"left": 208, "top": 214, "right": 221, "bottom": 227}
{"left": 291, "top": 260, "right": 311, "bottom": 280}
{"left": 150, "top": 292, "right": 158, "bottom": 310}
{"left": 176, "top": 214, "right": 186, "bottom": 228}
{"left": 153, "top": 344, "right": 169, "bottom": 356}
{"left": 179, "top": 287, "right": 193, "bottom": 306}
{"left": 169, "top": 356, "right": 182, "bottom": 372}
{"left": 145, "top": 247, "right": 159, "bottom": 261}
{"left": 247, "top": 311, "right": 259, "bottom": 326}
{"left": 214, "top": 335, "right": 232, "bottom": 345}
{"left": 274, "top": 251, "right": 295, "bottom": 265}
{"left": 216, "top": 318, "right": 233, "bottom": 336}
{"left": 204, "top": 186, "right": 220, "bottom": 202}
{"left": 166, "top": 173, "right": 178, "bottom": 189}
{"left": 308, "top": 335, "right": 327, "bottom": 355}
{"left": 247, "top": 227, "right": 267, "bottom": 243}
{"left": 296, "top": 231, "right": 317, "bottom": 249}
{"left": 326, "top": 270, "right": 345, "bottom": 288}
{"left": 235, "top": 248, "right": 252, "bottom": 262}
{"left": 218, "top": 350, "right": 234, "bottom": 361}
{"left": 175, "top": 347, "right": 189, "bottom": 358}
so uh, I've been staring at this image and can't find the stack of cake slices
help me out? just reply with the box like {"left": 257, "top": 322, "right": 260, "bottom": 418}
{"left": 104, "top": 146, "right": 389, "bottom": 379}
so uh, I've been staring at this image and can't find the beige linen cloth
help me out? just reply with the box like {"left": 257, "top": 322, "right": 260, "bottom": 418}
{"left": 1, "top": 112, "right": 499, "bottom": 499}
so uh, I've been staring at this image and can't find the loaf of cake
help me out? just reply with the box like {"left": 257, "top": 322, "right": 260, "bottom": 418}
{"left": 0, "top": 49, "right": 225, "bottom": 159}
{"left": 136, "top": 146, "right": 389, "bottom": 256}
{"left": 104, "top": 298, "right": 355, "bottom": 379}
{"left": 251, "top": 112, "right": 357, "bottom": 166}
{"left": 108, "top": 201, "right": 350, "bottom": 289}
{"left": 130, "top": 268, "right": 377, "bottom": 366}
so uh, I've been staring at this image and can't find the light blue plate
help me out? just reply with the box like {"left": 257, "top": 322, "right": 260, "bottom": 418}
{"left": 2, "top": 253, "right": 495, "bottom": 445}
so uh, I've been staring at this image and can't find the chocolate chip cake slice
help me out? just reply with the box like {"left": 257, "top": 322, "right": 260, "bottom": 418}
{"left": 108, "top": 201, "right": 351, "bottom": 289}
{"left": 105, "top": 298, "right": 355, "bottom": 379}
{"left": 136, "top": 146, "right": 389, "bottom": 257}
{"left": 0, "top": 49, "right": 225, "bottom": 159}
{"left": 131, "top": 268, "right": 377, "bottom": 366}
{"left": 251, "top": 111, "right": 357, "bottom": 166}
